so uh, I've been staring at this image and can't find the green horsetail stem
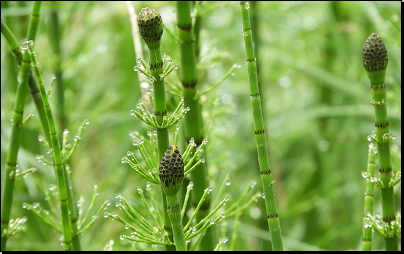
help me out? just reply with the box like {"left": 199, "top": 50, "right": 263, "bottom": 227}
{"left": 159, "top": 145, "right": 187, "bottom": 251}
{"left": 1, "top": 2, "right": 42, "bottom": 251}
{"left": 137, "top": 7, "right": 174, "bottom": 250}
{"left": 362, "top": 33, "right": 398, "bottom": 251}
{"left": 239, "top": 2, "right": 284, "bottom": 251}
{"left": 175, "top": 1, "right": 214, "bottom": 250}
{"left": 28, "top": 44, "right": 75, "bottom": 250}
{"left": 362, "top": 143, "right": 377, "bottom": 251}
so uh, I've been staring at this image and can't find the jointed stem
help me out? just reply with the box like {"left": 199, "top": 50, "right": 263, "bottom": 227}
{"left": 1, "top": 2, "right": 42, "bottom": 250}
{"left": 29, "top": 46, "right": 73, "bottom": 250}
{"left": 175, "top": 2, "right": 214, "bottom": 250}
{"left": 239, "top": 1, "right": 284, "bottom": 250}
{"left": 166, "top": 195, "right": 187, "bottom": 251}
{"left": 137, "top": 7, "right": 174, "bottom": 250}
{"left": 362, "top": 33, "right": 398, "bottom": 251}
{"left": 362, "top": 143, "right": 376, "bottom": 251}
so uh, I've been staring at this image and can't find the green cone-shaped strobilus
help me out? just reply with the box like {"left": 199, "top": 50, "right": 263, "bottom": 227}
{"left": 137, "top": 7, "right": 163, "bottom": 50}
{"left": 362, "top": 33, "right": 388, "bottom": 84}
{"left": 159, "top": 145, "right": 184, "bottom": 196}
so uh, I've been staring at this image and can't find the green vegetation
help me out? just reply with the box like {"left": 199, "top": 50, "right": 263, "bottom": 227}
{"left": 239, "top": 1, "right": 283, "bottom": 250}
{"left": 1, "top": 1, "right": 400, "bottom": 251}
{"left": 362, "top": 33, "right": 400, "bottom": 251}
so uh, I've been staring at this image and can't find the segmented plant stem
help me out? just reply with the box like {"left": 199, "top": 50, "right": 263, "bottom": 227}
{"left": 138, "top": 8, "right": 174, "bottom": 250}
{"left": 29, "top": 49, "right": 73, "bottom": 250}
{"left": 1, "top": 19, "right": 52, "bottom": 144}
{"left": 1, "top": 2, "right": 42, "bottom": 250}
{"left": 175, "top": 1, "right": 214, "bottom": 250}
{"left": 159, "top": 145, "right": 187, "bottom": 250}
{"left": 49, "top": 2, "right": 67, "bottom": 137}
{"left": 239, "top": 1, "right": 284, "bottom": 251}
{"left": 362, "top": 143, "right": 376, "bottom": 251}
{"left": 166, "top": 194, "right": 187, "bottom": 251}
{"left": 362, "top": 33, "right": 398, "bottom": 251}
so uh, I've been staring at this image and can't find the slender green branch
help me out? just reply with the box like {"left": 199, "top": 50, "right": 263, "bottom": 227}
{"left": 28, "top": 43, "right": 73, "bottom": 250}
{"left": 362, "top": 142, "right": 377, "bottom": 251}
{"left": 239, "top": 1, "right": 284, "bottom": 250}
{"left": 176, "top": 1, "right": 214, "bottom": 250}
{"left": 362, "top": 33, "right": 399, "bottom": 251}
{"left": 1, "top": 2, "right": 42, "bottom": 250}
{"left": 137, "top": 7, "right": 174, "bottom": 250}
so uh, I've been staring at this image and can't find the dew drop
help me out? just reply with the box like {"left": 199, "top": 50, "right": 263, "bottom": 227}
{"left": 121, "top": 157, "right": 127, "bottom": 164}
{"left": 225, "top": 179, "right": 231, "bottom": 186}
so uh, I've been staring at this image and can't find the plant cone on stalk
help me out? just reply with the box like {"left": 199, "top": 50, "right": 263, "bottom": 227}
{"left": 362, "top": 33, "right": 400, "bottom": 251}
{"left": 159, "top": 145, "right": 187, "bottom": 251}
{"left": 137, "top": 7, "right": 174, "bottom": 250}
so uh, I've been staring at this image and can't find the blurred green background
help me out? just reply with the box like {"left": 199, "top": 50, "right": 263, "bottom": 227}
{"left": 1, "top": 1, "right": 401, "bottom": 251}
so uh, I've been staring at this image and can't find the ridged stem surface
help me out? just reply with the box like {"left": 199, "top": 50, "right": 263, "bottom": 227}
{"left": 362, "top": 33, "right": 398, "bottom": 251}
{"left": 362, "top": 143, "right": 376, "bottom": 251}
{"left": 1, "top": 2, "right": 42, "bottom": 250}
{"left": 239, "top": 1, "right": 284, "bottom": 251}
{"left": 30, "top": 47, "right": 73, "bottom": 250}
{"left": 138, "top": 7, "right": 174, "bottom": 250}
{"left": 175, "top": 1, "right": 214, "bottom": 250}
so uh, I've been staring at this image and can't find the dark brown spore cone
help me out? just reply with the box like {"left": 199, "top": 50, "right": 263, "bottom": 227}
{"left": 159, "top": 145, "right": 184, "bottom": 195}
{"left": 362, "top": 33, "right": 388, "bottom": 72}
{"left": 137, "top": 7, "right": 163, "bottom": 47}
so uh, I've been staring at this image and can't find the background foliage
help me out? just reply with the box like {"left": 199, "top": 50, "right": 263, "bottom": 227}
{"left": 1, "top": 1, "right": 401, "bottom": 250}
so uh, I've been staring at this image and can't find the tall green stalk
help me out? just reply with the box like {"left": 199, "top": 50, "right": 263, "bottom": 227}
{"left": 137, "top": 7, "right": 174, "bottom": 250}
{"left": 1, "top": 2, "right": 42, "bottom": 250}
{"left": 362, "top": 142, "right": 376, "bottom": 251}
{"left": 49, "top": 1, "right": 67, "bottom": 138}
{"left": 239, "top": 2, "right": 284, "bottom": 251}
{"left": 159, "top": 145, "right": 187, "bottom": 251}
{"left": 1, "top": 18, "right": 51, "bottom": 145}
{"left": 362, "top": 33, "right": 398, "bottom": 251}
{"left": 175, "top": 1, "right": 214, "bottom": 250}
{"left": 28, "top": 44, "right": 73, "bottom": 250}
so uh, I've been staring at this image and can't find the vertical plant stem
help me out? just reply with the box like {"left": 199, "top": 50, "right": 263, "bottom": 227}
{"left": 1, "top": 19, "right": 52, "bottom": 144}
{"left": 239, "top": 1, "right": 284, "bottom": 251}
{"left": 362, "top": 33, "right": 398, "bottom": 251}
{"left": 29, "top": 46, "right": 73, "bottom": 250}
{"left": 175, "top": 1, "right": 214, "bottom": 250}
{"left": 159, "top": 145, "right": 187, "bottom": 251}
{"left": 166, "top": 194, "right": 187, "bottom": 251}
{"left": 137, "top": 7, "right": 174, "bottom": 250}
{"left": 362, "top": 143, "right": 376, "bottom": 251}
{"left": 1, "top": 2, "right": 42, "bottom": 250}
{"left": 47, "top": 3, "right": 81, "bottom": 249}
{"left": 49, "top": 1, "right": 67, "bottom": 137}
